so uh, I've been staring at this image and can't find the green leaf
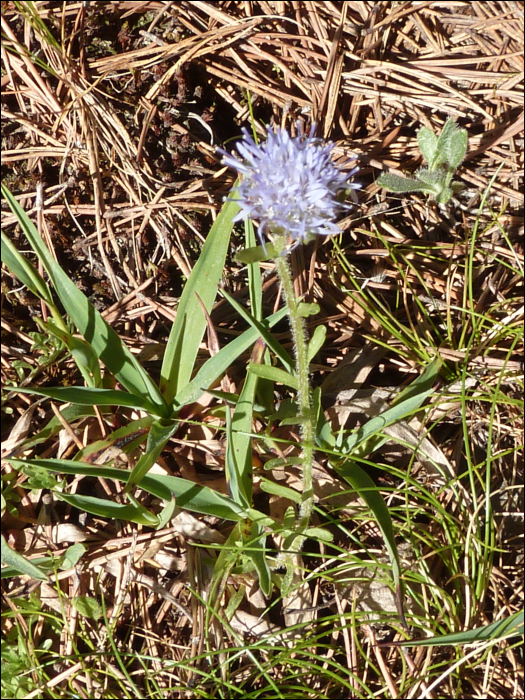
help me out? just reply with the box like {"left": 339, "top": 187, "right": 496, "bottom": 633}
{"left": 203, "top": 388, "right": 239, "bottom": 405}
{"left": 38, "top": 319, "right": 101, "bottom": 388}
{"left": 1, "top": 231, "right": 55, "bottom": 307}
{"left": 377, "top": 173, "right": 429, "bottom": 194}
{"left": 379, "top": 117, "right": 467, "bottom": 202}
{"left": 125, "top": 419, "right": 179, "bottom": 491}
{"left": 333, "top": 460, "right": 405, "bottom": 624}
{"left": 245, "top": 217, "right": 263, "bottom": 321}
{"left": 248, "top": 363, "right": 298, "bottom": 389}
{"left": 433, "top": 117, "right": 457, "bottom": 169}
{"left": 245, "top": 508, "right": 278, "bottom": 529}
{"left": 391, "top": 357, "right": 441, "bottom": 407}
{"left": 225, "top": 404, "right": 249, "bottom": 509}
{"left": 303, "top": 527, "right": 334, "bottom": 543}
{"left": 225, "top": 341, "right": 266, "bottom": 509}
{"left": 266, "top": 398, "right": 297, "bottom": 423}
{"left": 1, "top": 534, "right": 48, "bottom": 581}
{"left": 280, "top": 560, "right": 295, "bottom": 597}
{"left": 417, "top": 126, "right": 439, "bottom": 166}
{"left": 209, "top": 524, "right": 244, "bottom": 608}
{"left": 297, "top": 303, "right": 320, "bottom": 317}
{"left": 234, "top": 242, "right": 277, "bottom": 264}
{"left": 7, "top": 458, "right": 247, "bottom": 521}
{"left": 435, "top": 186, "right": 454, "bottom": 204}
{"left": 13, "top": 386, "right": 161, "bottom": 415}
{"left": 247, "top": 520, "right": 272, "bottom": 597}
{"left": 225, "top": 586, "right": 246, "bottom": 620}
{"left": 160, "top": 195, "right": 238, "bottom": 404}
{"left": 148, "top": 474, "right": 247, "bottom": 521}
{"left": 56, "top": 492, "right": 159, "bottom": 526}
{"left": 314, "top": 386, "right": 336, "bottom": 450}
{"left": 415, "top": 169, "right": 445, "bottom": 186}
{"left": 71, "top": 596, "right": 103, "bottom": 620}
{"left": 60, "top": 543, "right": 86, "bottom": 570}
{"left": 446, "top": 127, "right": 467, "bottom": 169}
{"left": 259, "top": 478, "right": 302, "bottom": 503}
{"left": 222, "top": 289, "right": 294, "bottom": 373}
{"left": 279, "top": 414, "right": 306, "bottom": 427}
{"left": 2, "top": 185, "right": 168, "bottom": 417}
{"left": 392, "top": 611, "right": 524, "bottom": 647}
{"left": 74, "top": 416, "right": 153, "bottom": 462}
{"left": 157, "top": 496, "right": 177, "bottom": 529}
{"left": 342, "top": 388, "right": 434, "bottom": 455}
{"left": 263, "top": 456, "right": 303, "bottom": 470}
{"left": 307, "top": 325, "right": 327, "bottom": 363}
{"left": 172, "top": 305, "right": 289, "bottom": 409}
{"left": 283, "top": 505, "right": 296, "bottom": 530}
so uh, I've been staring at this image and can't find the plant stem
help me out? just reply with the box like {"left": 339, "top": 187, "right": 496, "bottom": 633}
{"left": 273, "top": 237, "right": 315, "bottom": 542}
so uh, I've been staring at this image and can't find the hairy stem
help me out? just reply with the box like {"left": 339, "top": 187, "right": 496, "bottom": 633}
{"left": 273, "top": 236, "right": 315, "bottom": 545}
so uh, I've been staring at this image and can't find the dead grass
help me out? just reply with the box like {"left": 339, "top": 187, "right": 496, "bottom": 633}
{"left": 1, "top": 2, "right": 523, "bottom": 699}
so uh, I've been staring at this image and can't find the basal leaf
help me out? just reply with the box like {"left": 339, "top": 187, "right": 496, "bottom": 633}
{"left": 160, "top": 195, "right": 238, "bottom": 404}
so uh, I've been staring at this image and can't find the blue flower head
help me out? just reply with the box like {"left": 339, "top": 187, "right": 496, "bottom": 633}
{"left": 219, "top": 125, "right": 360, "bottom": 252}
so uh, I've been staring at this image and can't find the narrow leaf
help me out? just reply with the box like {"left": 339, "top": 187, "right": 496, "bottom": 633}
{"left": 245, "top": 217, "right": 263, "bottom": 322}
{"left": 2, "top": 186, "right": 168, "bottom": 416}
{"left": 172, "top": 306, "right": 289, "bottom": 410}
{"left": 41, "top": 320, "right": 102, "bottom": 388}
{"left": 314, "top": 386, "right": 336, "bottom": 450}
{"left": 388, "top": 611, "right": 524, "bottom": 647}
{"left": 1, "top": 232, "right": 54, "bottom": 307}
{"left": 307, "top": 325, "right": 327, "bottom": 363}
{"left": 1, "top": 535, "right": 48, "bottom": 581}
{"left": 160, "top": 196, "right": 238, "bottom": 403}
{"left": 75, "top": 416, "right": 153, "bottom": 462}
{"left": 56, "top": 492, "right": 159, "bottom": 526}
{"left": 226, "top": 340, "right": 266, "bottom": 509}
{"left": 13, "top": 386, "right": 160, "bottom": 414}
{"left": 333, "top": 459, "right": 405, "bottom": 625}
{"left": 391, "top": 357, "right": 441, "bottom": 407}
{"left": 222, "top": 289, "right": 294, "bottom": 373}
{"left": 260, "top": 478, "right": 302, "bottom": 503}
{"left": 248, "top": 520, "right": 272, "bottom": 597}
{"left": 125, "top": 419, "right": 179, "bottom": 491}
{"left": 248, "top": 363, "right": 298, "bottom": 389}
{"left": 7, "top": 458, "right": 247, "bottom": 521}
{"left": 342, "top": 389, "right": 434, "bottom": 455}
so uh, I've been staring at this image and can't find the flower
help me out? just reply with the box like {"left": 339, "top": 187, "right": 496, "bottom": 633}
{"left": 219, "top": 125, "right": 360, "bottom": 252}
